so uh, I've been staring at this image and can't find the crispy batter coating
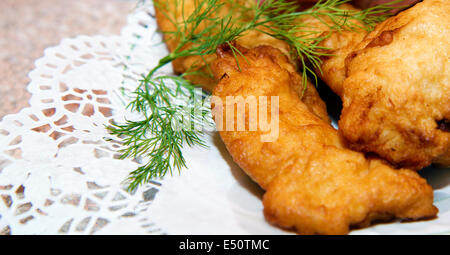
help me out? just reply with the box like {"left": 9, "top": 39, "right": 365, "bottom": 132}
{"left": 211, "top": 45, "right": 437, "bottom": 234}
{"left": 294, "top": 3, "right": 366, "bottom": 95}
{"left": 154, "top": 0, "right": 290, "bottom": 91}
{"left": 317, "top": 0, "right": 450, "bottom": 169}
{"left": 154, "top": 0, "right": 360, "bottom": 92}
{"left": 317, "top": 28, "right": 366, "bottom": 96}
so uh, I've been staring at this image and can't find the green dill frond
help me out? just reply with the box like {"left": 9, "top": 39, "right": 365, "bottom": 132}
{"left": 108, "top": 75, "right": 212, "bottom": 192}
{"left": 109, "top": 0, "right": 405, "bottom": 191}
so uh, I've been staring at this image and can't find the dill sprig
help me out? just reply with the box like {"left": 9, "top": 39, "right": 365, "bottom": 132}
{"left": 250, "top": 0, "right": 403, "bottom": 89}
{"left": 108, "top": 74, "right": 213, "bottom": 192}
{"left": 110, "top": 0, "right": 402, "bottom": 191}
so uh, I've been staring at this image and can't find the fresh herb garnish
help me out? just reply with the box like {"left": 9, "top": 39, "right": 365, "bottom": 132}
{"left": 110, "top": 0, "right": 402, "bottom": 192}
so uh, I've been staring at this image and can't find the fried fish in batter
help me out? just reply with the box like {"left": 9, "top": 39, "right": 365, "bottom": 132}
{"left": 211, "top": 45, "right": 437, "bottom": 235}
{"left": 154, "top": 0, "right": 291, "bottom": 91}
{"left": 316, "top": 0, "right": 450, "bottom": 169}
{"left": 154, "top": 0, "right": 365, "bottom": 92}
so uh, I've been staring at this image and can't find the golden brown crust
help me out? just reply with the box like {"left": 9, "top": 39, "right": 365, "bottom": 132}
{"left": 154, "top": 0, "right": 220, "bottom": 90}
{"left": 212, "top": 45, "right": 332, "bottom": 188}
{"left": 312, "top": 0, "right": 450, "bottom": 169}
{"left": 211, "top": 45, "right": 437, "bottom": 235}
{"left": 318, "top": 29, "right": 367, "bottom": 96}
{"left": 263, "top": 152, "right": 437, "bottom": 234}
{"left": 296, "top": 3, "right": 366, "bottom": 96}
{"left": 337, "top": 0, "right": 450, "bottom": 169}
{"left": 154, "top": 0, "right": 290, "bottom": 91}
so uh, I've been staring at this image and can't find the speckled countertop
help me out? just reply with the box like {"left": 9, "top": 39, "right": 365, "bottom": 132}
{"left": 0, "top": 0, "right": 135, "bottom": 120}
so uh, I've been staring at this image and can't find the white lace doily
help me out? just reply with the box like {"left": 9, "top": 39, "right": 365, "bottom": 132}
{"left": 1, "top": 3, "right": 450, "bottom": 235}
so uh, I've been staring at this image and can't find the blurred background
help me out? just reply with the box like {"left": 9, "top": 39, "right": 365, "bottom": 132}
{"left": 0, "top": 0, "right": 419, "bottom": 120}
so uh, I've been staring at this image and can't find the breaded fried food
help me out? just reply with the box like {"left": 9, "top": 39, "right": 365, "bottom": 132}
{"left": 154, "top": 0, "right": 290, "bottom": 91}
{"left": 211, "top": 45, "right": 437, "bottom": 234}
{"left": 317, "top": 0, "right": 450, "bottom": 169}
{"left": 154, "top": 0, "right": 362, "bottom": 92}
{"left": 293, "top": 3, "right": 367, "bottom": 95}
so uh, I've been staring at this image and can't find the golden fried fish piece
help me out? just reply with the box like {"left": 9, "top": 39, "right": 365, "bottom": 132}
{"left": 317, "top": 0, "right": 450, "bottom": 169}
{"left": 294, "top": 3, "right": 367, "bottom": 95}
{"left": 154, "top": 0, "right": 362, "bottom": 92}
{"left": 154, "top": 0, "right": 290, "bottom": 91}
{"left": 211, "top": 45, "right": 437, "bottom": 235}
